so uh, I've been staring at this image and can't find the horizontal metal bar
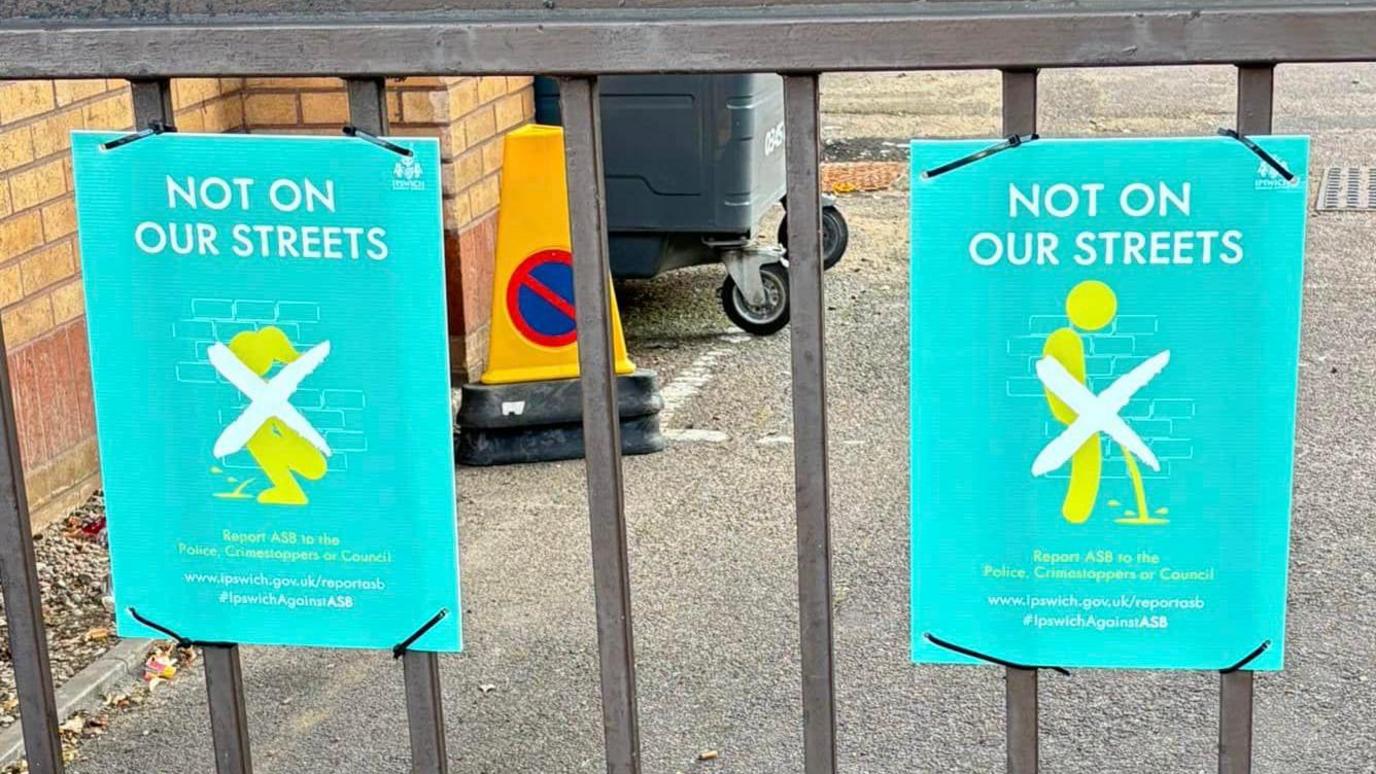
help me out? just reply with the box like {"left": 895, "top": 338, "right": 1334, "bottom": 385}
{"left": 4, "top": 2, "right": 1376, "bottom": 77}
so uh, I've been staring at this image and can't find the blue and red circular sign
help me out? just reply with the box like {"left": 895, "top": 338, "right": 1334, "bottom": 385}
{"left": 507, "top": 248, "right": 578, "bottom": 348}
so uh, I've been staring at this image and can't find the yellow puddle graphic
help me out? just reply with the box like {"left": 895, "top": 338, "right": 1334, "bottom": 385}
{"left": 212, "top": 477, "right": 257, "bottom": 500}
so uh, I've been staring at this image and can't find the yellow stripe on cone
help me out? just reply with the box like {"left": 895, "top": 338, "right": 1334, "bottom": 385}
{"left": 480, "top": 124, "right": 635, "bottom": 385}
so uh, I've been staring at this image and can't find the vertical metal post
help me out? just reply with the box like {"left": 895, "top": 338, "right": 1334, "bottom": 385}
{"left": 1218, "top": 63, "right": 1271, "bottom": 774}
{"left": 346, "top": 77, "right": 391, "bottom": 134}
{"left": 1236, "top": 65, "right": 1275, "bottom": 135}
{"left": 1004, "top": 668, "right": 1038, "bottom": 774}
{"left": 0, "top": 275, "right": 63, "bottom": 774}
{"left": 403, "top": 652, "right": 449, "bottom": 774}
{"left": 344, "top": 75, "right": 450, "bottom": 774}
{"left": 1218, "top": 671, "right": 1254, "bottom": 774}
{"left": 782, "top": 73, "right": 837, "bottom": 774}
{"left": 130, "top": 78, "right": 256, "bottom": 774}
{"left": 1001, "top": 69, "right": 1039, "bottom": 138}
{"left": 129, "top": 78, "right": 175, "bottom": 127}
{"left": 1000, "top": 67, "right": 1040, "bottom": 774}
{"left": 558, "top": 76, "right": 641, "bottom": 774}
{"left": 202, "top": 646, "right": 253, "bottom": 774}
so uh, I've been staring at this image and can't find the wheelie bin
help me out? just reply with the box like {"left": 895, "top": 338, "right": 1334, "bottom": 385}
{"left": 534, "top": 74, "right": 848, "bottom": 335}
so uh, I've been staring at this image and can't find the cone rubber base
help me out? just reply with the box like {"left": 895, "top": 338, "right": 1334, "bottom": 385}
{"left": 456, "top": 370, "right": 665, "bottom": 466}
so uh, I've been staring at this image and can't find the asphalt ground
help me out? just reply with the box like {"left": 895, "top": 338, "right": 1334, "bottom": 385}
{"left": 61, "top": 65, "right": 1376, "bottom": 772}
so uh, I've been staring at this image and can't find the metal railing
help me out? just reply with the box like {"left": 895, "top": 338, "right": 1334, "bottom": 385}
{"left": 2, "top": 3, "right": 1374, "bottom": 773}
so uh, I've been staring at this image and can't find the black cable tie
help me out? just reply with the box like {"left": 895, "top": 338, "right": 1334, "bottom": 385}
{"left": 921, "top": 134, "right": 1038, "bottom": 180}
{"left": 100, "top": 120, "right": 177, "bottom": 151}
{"left": 342, "top": 125, "right": 414, "bottom": 157}
{"left": 1217, "top": 128, "right": 1294, "bottom": 181}
{"left": 392, "top": 608, "right": 448, "bottom": 658}
{"left": 1220, "top": 640, "right": 1271, "bottom": 674}
{"left": 128, "top": 607, "right": 190, "bottom": 647}
{"left": 924, "top": 632, "right": 1071, "bottom": 676}
{"left": 127, "top": 607, "right": 235, "bottom": 649}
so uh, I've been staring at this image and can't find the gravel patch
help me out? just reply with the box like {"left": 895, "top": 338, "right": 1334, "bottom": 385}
{"left": 0, "top": 494, "right": 114, "bottom": 729}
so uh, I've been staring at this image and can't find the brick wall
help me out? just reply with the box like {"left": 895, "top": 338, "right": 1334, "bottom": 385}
{"left": 0, "top": 75, "right": 527, "bottom": 530}
{"left": 0, "top": 78, "right": 245, "bottom": 530}
{"left": 237, "top": 75, "right": 533, "bottom": 379}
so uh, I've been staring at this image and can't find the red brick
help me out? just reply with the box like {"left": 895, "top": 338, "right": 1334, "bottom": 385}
{"left": 66, "top": 321, "right": 94, "bottom": 437}
{"left": 456, "top": 214, "right": 497, "bottom": 334}
{"left": 52, "top": 324, "right": 86, "bottom": 450}
{"left": 443, "top": 233, "right": 465, "bottom": 337}
{"left": 31, "top": 327, "right": 70, "bottom": 456}
{"left": 8, "top": 345, "right": 45, "bottom": 464}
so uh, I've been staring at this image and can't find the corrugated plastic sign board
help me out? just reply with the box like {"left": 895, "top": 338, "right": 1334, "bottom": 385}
{"left": 910, "top": 136, "right": 1308, "bottom": 670}
{"left": 72, "top": 131, "right": 461, "bottom": 651}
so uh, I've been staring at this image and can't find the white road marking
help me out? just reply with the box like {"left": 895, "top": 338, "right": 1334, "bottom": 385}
{"left": 659, "top": 337, "right": 739, "bottom": 426}
{"left": 663, "top": 429, "right": 731, "bottom": 443}
{"left": 656, "top": 330, "right": 750, "bottom": 443}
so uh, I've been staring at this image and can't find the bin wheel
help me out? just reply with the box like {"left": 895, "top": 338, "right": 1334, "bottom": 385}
{"left": 721, "top": 262, "right": 790, "bottom": 336}
{"left": 778, "top": 204, "right": 850, "bottom": 270}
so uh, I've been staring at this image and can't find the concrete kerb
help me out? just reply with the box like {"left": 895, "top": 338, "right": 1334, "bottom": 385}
{"left": 0, "top": 637, "right": 157, "bottom": 768}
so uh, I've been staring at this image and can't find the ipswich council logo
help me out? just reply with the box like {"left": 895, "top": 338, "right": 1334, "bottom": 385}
{"left": 1255, "top": 157, "right": 1296, "bottom": 190}
{"left": 393, "top": 156, "right": 425, "bottom": 191}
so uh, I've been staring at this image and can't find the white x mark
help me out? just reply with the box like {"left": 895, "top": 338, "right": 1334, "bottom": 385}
{"left": 208, "top": 341, "right": 333, "bottom": 459}
{"left": 1031, "top": 350, "right": 1171, "bottom": 477}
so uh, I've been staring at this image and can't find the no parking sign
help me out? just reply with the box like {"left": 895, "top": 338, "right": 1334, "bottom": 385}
{"left": 507, "top": 249, "right": 578, "bottom": 348}
{"left": 478, "top": 124, "right": 636, "bottom": 385}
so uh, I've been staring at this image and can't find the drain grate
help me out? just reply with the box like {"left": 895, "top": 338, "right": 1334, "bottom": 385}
{"left": 1316, "top": 166, "right": 1376, "bottom": 211}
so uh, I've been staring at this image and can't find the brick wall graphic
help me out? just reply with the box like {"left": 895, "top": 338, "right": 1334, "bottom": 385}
{"left": 1006, "top": 312, "right": 1194, "bottom": 481}
{"left": 172, "top": 299, "right": 366, "bottom": 489}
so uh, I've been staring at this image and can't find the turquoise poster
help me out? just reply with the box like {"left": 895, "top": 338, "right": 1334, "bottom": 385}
{"left": 72, "top": 131, "right": 460, "bottom": 651}
{"left": 910, "top": 136, "right": 1308, "bottom": 670}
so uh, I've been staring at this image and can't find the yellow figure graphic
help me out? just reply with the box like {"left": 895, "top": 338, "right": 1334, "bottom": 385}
{"left": 215, "top": 327, "right": 327, "bottom": 506}
{"left": 1042, "top": 281, "right": 1165, "bottom": 526}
